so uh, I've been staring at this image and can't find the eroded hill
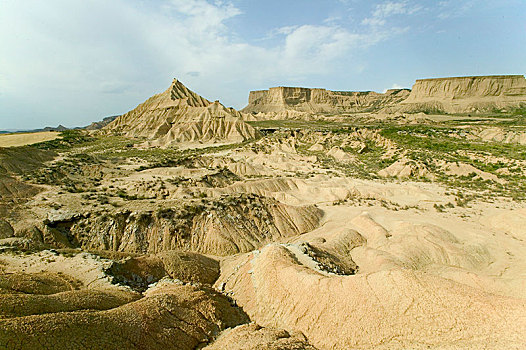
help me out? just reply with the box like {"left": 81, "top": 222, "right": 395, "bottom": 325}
{"left": 104, "top": 79, "right": 259, "bottom": 147}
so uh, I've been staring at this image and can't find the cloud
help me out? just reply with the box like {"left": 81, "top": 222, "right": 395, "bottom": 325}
{"left": 362, "top": 17, "right": 386, "bottom": 26}
{"left": 323, "top": 15, "right": 343, "bottom": 25}
{"left": 0, "top": 0, "right": 410, "bottom": 128}
{"left": 383, "top": 83, "right": 405, "bottom": 92}
{"left": 437, "top": 0, "right": 475, "bottom": 19}
{"left": 251, "top": 22, "right": 395, "bottom": 82}
{"left": 362, "top": 0, "right": 422, "bottom": 27}
{"left": 263, "top": 25, "right": 301, "bottom": 40}
{"left": 1, "top": 0, "right": 398, "bottom": 89}
{"left": 283, "top": 25, "right": 361, "bottom": 67}
{"left": 166, "top": 0, "right": 241, "bottom": 35}
{"left": 373, "top": 1, "right": 421, "bottom": 18}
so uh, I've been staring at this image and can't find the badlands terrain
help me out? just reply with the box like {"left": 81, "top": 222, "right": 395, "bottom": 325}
{"left": 1, "top": 75, "right": 526, "bottom": 349}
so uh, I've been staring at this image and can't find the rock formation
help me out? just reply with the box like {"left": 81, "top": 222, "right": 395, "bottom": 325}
{"left": 42, "top": 195, "right": 323, "bottom": 256}
{"left": 471, "top": 126, "right": 526, "bottom": 145}
{"left": 378, "top": 158, "right": 434, "bottom": 180}
{"left": 243, "top": 75, "right": 526, "bottom": 116}
{"left": 84, "top": 116, "right": 118, "bottom": 130}
{"left": 204, "top": 323, "right": 317, "bottom": 350}
{"left": 397, "top": 75, "right": 526, "bottom": 114}
{"left": 242, "top": 86, "right": 410, "bottom": 114}
{"left": 0, "top": 283, "right": 248, "bottom": 350}
{"left": 104, "top": 79, "right": 259, "bottom": 146}
{"left": 216, "top": 241, "right": 526, "bottom": 349}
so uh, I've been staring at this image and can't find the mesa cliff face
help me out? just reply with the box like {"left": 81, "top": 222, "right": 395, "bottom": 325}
{"left": 104, "top": 79, "right": 258, "bottom": 146}
{"left": 397, "top": 75, "right": 526, "bottom": 113}
{"left": 242, "top": 86, "right": 410, "bottom": 114}
{"left": 243, "top": 75, "right": 526, "bottom": 116}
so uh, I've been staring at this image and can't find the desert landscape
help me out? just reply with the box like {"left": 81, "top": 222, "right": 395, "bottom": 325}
{"left": 0, "top": 74, "right": 525, "bottom": 349}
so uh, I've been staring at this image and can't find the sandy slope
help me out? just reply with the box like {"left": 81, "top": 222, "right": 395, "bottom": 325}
{"left": 0, "top": 132, "right": 60, "bottom": 147}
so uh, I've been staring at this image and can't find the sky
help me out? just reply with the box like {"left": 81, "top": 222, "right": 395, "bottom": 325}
{"left": 1, "top": 0, "right": 525, "bottom": 130}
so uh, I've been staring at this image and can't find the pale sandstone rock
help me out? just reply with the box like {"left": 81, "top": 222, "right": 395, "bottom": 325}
{"left": 378, "top": 158, "right": 434, "bottom": 179}
{"left": 204, "top": 323, "right": 317, "bottom": 350}
{"left": 0, "top": 284, "right": 248, "bottom": 350}
{"left": 308, "top": 143, "right": 325, "bottom": 152}
{"left": 396, "top": 75, "right": 526, "bottom": 113}
{"left": 103, "top": 79, "right": 259, "bottom": 147}
{"left": 217, "top": 243, "right": 526, "bottom": 350}
{"left": 472, "top": 126, "right": 526, "bottom": 145}
{"left": 327, "top": 147, "right": 356, "bottom": 163}
{"left": 62, "top": 195, "right": 323, "bottom": 256}
{"left": 242, "top": 86, "right": 410, "bottom": 114}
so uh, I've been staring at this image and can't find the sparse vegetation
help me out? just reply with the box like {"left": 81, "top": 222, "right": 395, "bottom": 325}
{"left": 2, "top": 74, "right": 526, "bottom": 350}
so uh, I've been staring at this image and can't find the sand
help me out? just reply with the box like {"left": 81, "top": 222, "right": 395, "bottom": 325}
{"left": 0, "top": 132, "right": 60, "bottom": 147}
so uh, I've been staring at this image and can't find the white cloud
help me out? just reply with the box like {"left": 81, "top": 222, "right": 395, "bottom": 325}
{"left": 373, "top": 1, "right": 421, "bottom": 18}
{"left": 383, "top": 83, "right": 405, "bottom": 92}
{"left": 167, "top": 0, "right": 241, "bottom": 35}
{"left": 361, "top": 17, "right": 386, "bottom": 26}
{"left": 362, "top": 0, "right": 422, "bottom": 27}
{"left": 283, "top": 26, "right": 358, "bottom": 64}
{"left": 437, "top": 0, "right": 475, "bottom": 19}
{"left": 264, "top": 25, "right": 301, "bottom": 39}
{"left": 0, "top": 0, "right": 409, "bottom": 128}
{"left": 323, "top": 15, "right": 344, "bottom": 25}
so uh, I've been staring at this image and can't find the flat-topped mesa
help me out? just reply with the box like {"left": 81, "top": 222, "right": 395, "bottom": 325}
{"left": 242, "top": 86, "right": 410, "bottom": 114}
{"left": 398, "top": 75, "right": 526, "bottom": 113}
{"left": 103, "top": 79, "right": 258, "bottom": 146}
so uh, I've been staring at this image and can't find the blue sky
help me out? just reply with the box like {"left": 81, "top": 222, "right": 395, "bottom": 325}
{"left": 1, "top": 0, "right": 525, "bottom": 129}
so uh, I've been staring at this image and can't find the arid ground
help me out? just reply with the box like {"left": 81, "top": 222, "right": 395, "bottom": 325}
{"left": 1, "top": 76, "right": 526, "bottom": 349}
{"left": 0, "top": 132, "right": 60, "bottom": 148}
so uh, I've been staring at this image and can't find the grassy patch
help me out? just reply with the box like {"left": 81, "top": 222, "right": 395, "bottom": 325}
{"left": 35, "top": 130, "right": 93, "bottom": 150}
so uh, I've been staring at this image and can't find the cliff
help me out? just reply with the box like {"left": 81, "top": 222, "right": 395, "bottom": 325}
{"left": 242, "top": 86, "right": 410, "bottom": 114}
{"left": 103, "top": 79, "right": 259, "bottom": 146}
{"left": 42, "top": 195, "right": 323, "bottom": 256}
{"left": 397, "top": 75, "right": 526, "bottom": 113}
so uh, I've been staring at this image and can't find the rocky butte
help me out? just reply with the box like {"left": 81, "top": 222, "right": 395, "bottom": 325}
{"left": 104, "top": 79, "right": 258, "bottom": 147}
{"left": 243, "top": 75, "right": 526, "bottom": 116}
{"left": 396, "top": 75, "right": 526, "bottom": 114}
{"left": 241, "top": 86, "right": 410, "bottom": 114}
